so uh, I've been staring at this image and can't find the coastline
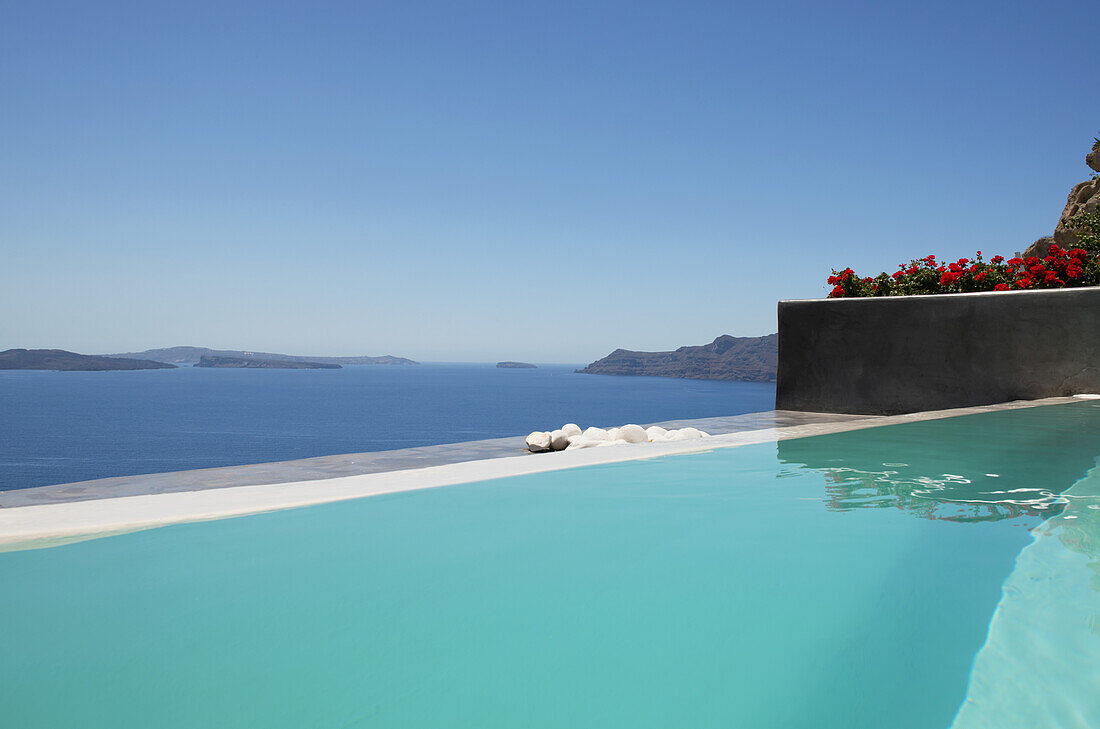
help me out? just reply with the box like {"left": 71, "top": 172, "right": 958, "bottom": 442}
{"left": 0, "top": 397, "right": 1086, "bottom": 551}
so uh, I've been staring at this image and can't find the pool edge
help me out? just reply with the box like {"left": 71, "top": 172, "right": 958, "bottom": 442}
{"left": 0, "top": 396, "right": 1090, "bottom": 551}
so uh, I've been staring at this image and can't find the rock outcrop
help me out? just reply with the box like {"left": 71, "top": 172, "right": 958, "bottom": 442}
{"left": 1054, "top": 179, "right": 1100, "bottom": 248}
{"left": 577, "top": 334, "right": 777, "bottom": 382}
{"left": 1024, "top": 139, "right": 1100, "bottom": 258}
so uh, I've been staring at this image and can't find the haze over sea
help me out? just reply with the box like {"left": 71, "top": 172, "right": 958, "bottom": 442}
{"left": 0, "top": 365, "right": 775, "bottom": 492}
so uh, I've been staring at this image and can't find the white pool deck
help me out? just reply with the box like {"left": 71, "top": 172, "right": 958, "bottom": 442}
{"left": 0, "top": 397, "right": 1089, "bottom": 551}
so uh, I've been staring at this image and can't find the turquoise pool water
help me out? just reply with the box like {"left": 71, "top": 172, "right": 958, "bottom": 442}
{"left": 2, "top": 402, "right": 1099, "bottom": 727}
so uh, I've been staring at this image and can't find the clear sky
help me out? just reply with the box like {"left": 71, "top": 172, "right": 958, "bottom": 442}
{"left": 2, "top": 1, "right": 1098, "bottom": 363}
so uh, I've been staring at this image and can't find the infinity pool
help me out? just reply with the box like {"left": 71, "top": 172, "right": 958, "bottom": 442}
{"left": 2, "top": 402, "right": 1099, "bottom": 727}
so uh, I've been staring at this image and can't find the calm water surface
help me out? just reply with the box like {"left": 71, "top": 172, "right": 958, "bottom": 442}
{"left": 1, "top": 402, "right": 1098, "bottom": 727}
{"left": 0, "top": 364, "right": 775, "bottom": 489}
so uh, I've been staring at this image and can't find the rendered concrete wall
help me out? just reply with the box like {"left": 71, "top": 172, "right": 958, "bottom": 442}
{"left": 776, "top": 287, "right": 1100, "bottom": 415}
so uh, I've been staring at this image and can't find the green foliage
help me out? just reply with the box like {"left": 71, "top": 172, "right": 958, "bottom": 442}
{"left": 1066, "top": 209, "right": 1100, "bottom": 254}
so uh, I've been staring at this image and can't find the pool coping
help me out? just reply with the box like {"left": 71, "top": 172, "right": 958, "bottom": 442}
{"left": 0, "top": 396, "right": 1091, "bottom": 551}
{"left": 0, "top": 409, "right": 868, "bottom": 508}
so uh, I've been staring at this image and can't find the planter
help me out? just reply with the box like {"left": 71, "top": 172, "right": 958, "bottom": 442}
{"left": 776, "top": 287, "right": 1100, "bottom": 415}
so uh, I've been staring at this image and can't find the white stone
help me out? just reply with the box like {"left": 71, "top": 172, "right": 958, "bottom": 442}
{"left": 582, "top": 427, "right": 610, "bottom": 441}
{"left": 533, "top": 422, "right": 708, "bottom": 452}
{"left": 667, "top": 427, "right": 704, "bottom": 441}
{"left": 565, "top": 437, "right": 600, "bottom": 450}
{"left": 617, "top": 424, "right": 647, "bottom": 443}
{"left": 526, "top": 431, "right": 552, "bottom": 452}
{"left": 549, "top": 429, "right": 570, "bottom": 451}
{"left": 645, "top": 425, "right": 668, "bottom": 441}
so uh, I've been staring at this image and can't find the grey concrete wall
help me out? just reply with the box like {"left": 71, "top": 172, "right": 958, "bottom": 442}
{"left": 776, "top": 287, "right": 1100, "bottom": 415}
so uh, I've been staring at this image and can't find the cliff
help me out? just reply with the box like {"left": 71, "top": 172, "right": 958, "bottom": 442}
{"left": 0, "top": 349, "right": 177, "bottom": 371}
{"left": 195, "top": 355, "right": 341, "bottom": 369}
{"left": 577, "top": 334, "right": 778, "bottom": 382}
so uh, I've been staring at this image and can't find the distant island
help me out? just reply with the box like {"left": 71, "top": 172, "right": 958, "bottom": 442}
{"left": 496, "top": 361, "right": 536, "bottom": 369}
{"left": 107, "top": 346, "right": 418, "bottom": 366}
{"left": 195, "top": 355, "right": 341, "bottom": 369}
{"left": 577, "top": 334, "right": 778, "bottom": 383}
{"left": 0, "top": 349, "right": 177, "bottom": 372}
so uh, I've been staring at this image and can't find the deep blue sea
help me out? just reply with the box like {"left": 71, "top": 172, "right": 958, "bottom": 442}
{"left": 0, "top": 364, "right": 776, "bottom": 491}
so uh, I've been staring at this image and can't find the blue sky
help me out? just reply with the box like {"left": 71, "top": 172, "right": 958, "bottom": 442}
{"left": 2, "top": 0, "right": 1098, "bottom": 362}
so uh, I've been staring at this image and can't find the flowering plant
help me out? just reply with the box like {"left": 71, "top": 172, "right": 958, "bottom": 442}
{"left": 827, "top": 212, "right": 1100, "bottom": 298}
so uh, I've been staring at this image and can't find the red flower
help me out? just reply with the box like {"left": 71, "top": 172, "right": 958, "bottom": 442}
{"left": 824, "top": 244, "right": 1090, "bottom": 299}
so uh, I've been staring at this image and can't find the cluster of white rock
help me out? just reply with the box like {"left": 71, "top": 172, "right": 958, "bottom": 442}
{"left": 525, "top": 423, "right": 709, "bottom": 453}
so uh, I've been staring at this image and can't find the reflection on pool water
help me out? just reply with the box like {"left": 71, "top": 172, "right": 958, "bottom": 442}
{"left": 1, "top": 402, "right": 1099, "bottom": 728}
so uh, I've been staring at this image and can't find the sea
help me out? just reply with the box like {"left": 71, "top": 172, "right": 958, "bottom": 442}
{"left": 0, "top": 363, "right": 776, "bottom": 491}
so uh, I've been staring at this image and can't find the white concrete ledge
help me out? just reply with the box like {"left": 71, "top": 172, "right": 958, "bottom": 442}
{"left": 0, "top": 397, "right": 1085, "bottom": 552}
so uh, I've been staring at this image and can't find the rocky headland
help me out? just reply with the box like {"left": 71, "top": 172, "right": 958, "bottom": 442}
{"left": 577, "top": 334, "right": 778, "bottom": 383}
{"left": 195, "top": 355, "right": 341, "bottom": 369}
{"left": 0, "top": 349, "right": 177, "bottom": 371}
